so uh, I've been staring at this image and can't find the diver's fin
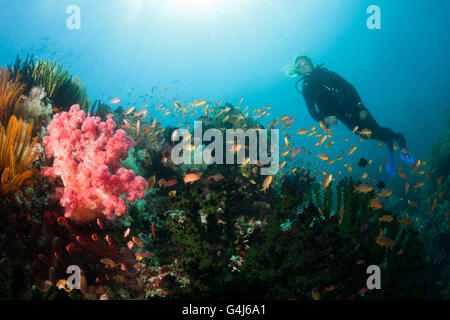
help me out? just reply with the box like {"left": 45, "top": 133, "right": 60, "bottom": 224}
{"left": 386, "top": 144, "right": 395, "bottom": 178}
{"left": 400, "top": 150, "right": 415, "bottom": 164}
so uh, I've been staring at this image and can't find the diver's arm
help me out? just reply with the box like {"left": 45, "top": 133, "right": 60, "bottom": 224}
{"left": 303, "top": 90, "right": 325, "bottom": 122}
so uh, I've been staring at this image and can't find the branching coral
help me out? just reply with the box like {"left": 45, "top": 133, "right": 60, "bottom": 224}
{"left": 0, "top": 115, "right": 39, "bottom": 197}
{"left": 0, "top": 66, "right": 25, "bottom": 126}
{"left": 42, "top": 105, "right": 147, "bottom": 224}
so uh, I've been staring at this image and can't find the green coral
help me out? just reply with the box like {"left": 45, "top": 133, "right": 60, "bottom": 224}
{"left": 10, "top": 56, "right": 90, "bottom": 111}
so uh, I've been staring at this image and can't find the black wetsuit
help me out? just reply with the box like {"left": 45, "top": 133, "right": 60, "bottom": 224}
{"left": 300, "top": 65, "right": 406, "bottom": 149}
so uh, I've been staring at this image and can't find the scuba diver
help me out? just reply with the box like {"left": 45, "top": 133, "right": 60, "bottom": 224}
{"left": 284, "top": 55, "right": 414, "bottom": 177}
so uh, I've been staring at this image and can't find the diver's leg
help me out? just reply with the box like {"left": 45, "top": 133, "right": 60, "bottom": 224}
{"left": 386, "top": 141, "right": 396, "bottom": 178}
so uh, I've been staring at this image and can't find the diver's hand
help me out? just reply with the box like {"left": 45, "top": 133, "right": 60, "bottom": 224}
{"left": 324, "top": 116, "right": 337, "bottom": 127}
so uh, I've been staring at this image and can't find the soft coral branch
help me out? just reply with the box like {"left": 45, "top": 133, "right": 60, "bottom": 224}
{"left": 42, "top": 105, "right": 147, "bottom": 224}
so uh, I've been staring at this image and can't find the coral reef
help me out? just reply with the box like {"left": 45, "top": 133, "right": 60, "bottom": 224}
{"left": 9, "top": 56, "right": 90, "bottom": 112}
{"left": 0, "top": 115, "right": 39, "bottom": 198}
{"left": 41, "top": 105, "right": 147, "bottom": 224}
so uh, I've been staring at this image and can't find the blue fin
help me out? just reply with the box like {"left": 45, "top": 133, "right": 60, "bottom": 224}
{"left": 400, "top": 150, "right": 415, "bottom": 164}
{"left": 386, "top": 144, "right": 395, "bottom": 178}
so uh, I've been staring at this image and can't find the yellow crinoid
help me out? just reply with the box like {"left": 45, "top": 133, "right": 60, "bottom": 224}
{"left": 0, "top": 66, "right": 25, "bottom": 127}
{"left": 0, "top": 115, "right": 39, "bottom": 197}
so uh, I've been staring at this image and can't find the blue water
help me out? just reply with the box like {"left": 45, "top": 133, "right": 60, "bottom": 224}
{"left": 1, "top": 0, "right": 449, "bottom": 179}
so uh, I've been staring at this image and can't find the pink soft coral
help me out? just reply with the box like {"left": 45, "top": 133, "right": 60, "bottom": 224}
{"left": 42, "top": 105, "right": 147, "bottom": 224}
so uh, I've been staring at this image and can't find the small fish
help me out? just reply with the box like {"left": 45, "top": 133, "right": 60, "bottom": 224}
{"left": 297, "top": 129, "right": 308, "bottom": 135}
{"left": 323, "top": 174, "right": 333, "bottom": 190}
{"left": 134, "top": 109, "right": 147, "bottom": 117}
{"left": 317, "top": 153, "right": 329, "bottom": 161}
{"left": 376, "top": 236, "right": 396, "bottom": 249}
{"left": 319, "top": 135, "right": 327, "bottom": 145}
{"left": 348, "top": 146, "right": 357, "bottom": 155}
{"left": 124, "top": 107, "right": 135, "bottom": 115}
{"left": 399, "top": 172, "right": 407, "bottom": 180}
{"left": 164, "top": 179, "right": 178, "bottom": 187}
{"left": 106, "top": 113, "right": 114, "bottom": 119}
{"left": 369, "top": 198, "right": 383, "bottom": 209}
{"left": 378, "top": 188, "right": 393, "bottom": 198}
{"left": 429, "top": 198, "right": 437, "bottom": 214}
{"left": 352, "top": 126, "right": 358, "bottom": 134}
{"left": 289, "top": 148, "right": 301, "bottom": 160}
{"left": 378, "top": 215, "right": 394, "bottom": 223}
{"left": 132, "top": 236, "right": 145, "bottom": 248}
{"left": 168, "top": 190, "right": 176, "bottom": 198}
{"left": 229, "top": 144, "right": 242, "bottom": 153}
{"left": 359, "top": 128, "right": 372, "bottom": 136}
{"left": 184, "top": 173, "right": 201, "bottom": 184}
{"left": 337, "top": 205, "right": 344, "bottom": 224}
{"left": 110, "top": 98, "right": 120, "bottom": 104}
{"left": 261, "top": 175, "right": 273, "bottom": 193}
{"left": 411, "top": 160, "right": 421, "bottom": 173}
{"left": 413, "top": 181, "right": 424, "bottom": 191}
{"left": 280, "top": 150, "right": 290, "bottom": 157}
{"left": 354, "top": 184, "right": 373, "bottom": 193}
{"left": 136, "top": 120, "right": 140, "bottom": 137}
{"left": 147, "top": 175, "right": 156, "bottom": 190}
{"left": 124, "top": 228, "right": 131, "bottom": 238}
{"left": 192, "top": 99, "right": 207, "bottom": 107}
{"left": 281, "top": 117, "right": 295, "bottom": 124}
{"left": 407, "top": 200, "right": 418, "bottom": 208}
{"left": 405, "top": 182, "right": 410, "bottom": 194}
{"left": 100, "top": 258, "right": 116, "bottom": 268}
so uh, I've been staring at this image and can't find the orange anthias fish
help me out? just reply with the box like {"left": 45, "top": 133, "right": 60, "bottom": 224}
{"left": 369, "top": 198, "right": 383, "bottom": 209}
{"left": 377, "top": 188, "right": 393, "bottom": 198}
{"left": 110, "top": 98, "right": 120, "bottom": 104}
{"left": 134, "top": 109, "right": 148, "bottom": 117}
{"left": 354, "top": 184, "right": 373, "bottom": 193}
{"left": 124, "top": 107, "right": 135, "bottom": 115}
{"left": 100, "top": 258, "right": 116, "bottom": 268}
{"left": 323, "top": 174, "right": 333, "bottom": 190}
{"left": 348, "top": 146, "right": 357, "bottom": 155}
{"left": 408, "top": 200, "right": 418, "bottom": 208}
{"left": 132, "top": 236, "right": 145, "bottom": 248}
{"left": 429, "top": 198, "right": 437, "bottom": 214}
{"left": 413, "top": 181, "right": 424, "bottom": 191}
{"left": 261, "top": 175, "right": 273, "bottom": 193}
{"left": 378, "top": 215, "right": 394, "bottom": 223}
{"left": 184, "top": 173, "right": 201, "bottom": 184}
{"left": 317, "top": 153, "right": 329, "bottom": 161}
{"left": 164, "top": 179, "right": 178, "bottom": 188}
{"left": 289, "top": 148, "right": 301, "bottom": 160}
{"left": 147, "top": 176, "right": 156, "bottom": 190}
{"left": 281, "top": 117, "right": 295, "bottom": 125}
